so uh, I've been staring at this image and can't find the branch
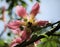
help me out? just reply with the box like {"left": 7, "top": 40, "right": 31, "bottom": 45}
{"left": 42, "top": 21, "right": 60, "bottom": 29}
{"left": 15, "top": 21, "right": 60, "bottom": 47}
{"left": 46, "top": 22, "right": 60, "bottom": 36}
{"left": 50, "top": 34, "right": 60, "bottom": 36}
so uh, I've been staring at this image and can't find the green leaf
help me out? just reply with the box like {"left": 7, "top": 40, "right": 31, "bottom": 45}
{"left": 0, "top": 40, "right": 5, "bottom": 47}
{"left": 21, "top": 1, "right": 27, "bottom": 7}
{"left": 50, "top": 41, "right": 57, "bottom": 47}
{"left": 0, "top": 39, "right": 9, "bottom": 47}
{"left": 30, "top": 0, "right": 33, "bottom": 2}
{"left": 36, "top": 0, "right": 40, "bottom": 2}
{"left": 30, "top": 34, "right": 38, "bottom": 41}
{"left": 41, "top": 38, "right": 47, "bottom": 42}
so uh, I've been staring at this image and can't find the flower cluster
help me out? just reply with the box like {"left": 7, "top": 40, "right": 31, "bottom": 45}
{"left": 7, "top": 2, "right": 49, "bottom": 47}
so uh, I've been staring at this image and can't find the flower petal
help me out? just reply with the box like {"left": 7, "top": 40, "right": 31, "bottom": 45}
{"left": 30, "top": 2, "right": 40, "bottom": 17}
{"left": 10, "top": 37, "right": 22, "bottom": 47}
{"left": 16, "top": 6, "right": 27, "bottom": 18}
{"left": 37, "top": 20, "right": 49, "bottom": 26}
{"left": 8, "top": 20, "right": 21, "bottom": 29}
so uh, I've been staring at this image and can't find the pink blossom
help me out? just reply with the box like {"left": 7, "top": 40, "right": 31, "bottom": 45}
{"left": 16, "top": 6, "right": 27, "bottom": 18}
{"left": 37, "top": 21, "right": 49, "bottom": 26}
{"left": 10, "top": 37, "right": 22, "bottom": 47}
{"left": 30, "top": 2, "right": 40, "bottom": 16}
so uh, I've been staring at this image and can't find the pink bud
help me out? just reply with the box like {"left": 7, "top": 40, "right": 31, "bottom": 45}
{"left": 30, "top": 2, "right": 40, "bottom": 16}
{"left": 34, "top": 40, "right": 40, "bottom": 47}
{"left": 16, "top": 6, "right": 27, "bottom": 18}
{"left": 15, "top": 37, "right": 22, "bottom": 43}
{"left": 37, "top": 21, "right": 49, "bottom": 26}
{"left": 10, "top": 37, "right": 22, "bottom": 47}
{"left": 20, "top": 30, "right": 27, "bottom": 40}
{"left": 34, "top": 40, "right": 40, "bottom": 44}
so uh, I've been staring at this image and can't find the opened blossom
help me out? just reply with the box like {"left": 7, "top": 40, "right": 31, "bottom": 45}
{"left": 7, "top": 2, "right": 50, "bottom": 47}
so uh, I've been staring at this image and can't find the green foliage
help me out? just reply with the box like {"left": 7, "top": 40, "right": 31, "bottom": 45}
{"left": 37, "top": 36, "right": 60, "bottom": 47}
{"left": 30, "top": 0, "right": 33, "bottom": 2}
{"left": 36, "top": 0, "right": 40, "bottom": 2}
{"left": 0, "top": 40, "right": 5, "bottom": 47}
{"left": 0, "top": 39, "right": 9, "bottom": 47}
{"left": 20, "top": 0, "right": 27, "bottom": 8}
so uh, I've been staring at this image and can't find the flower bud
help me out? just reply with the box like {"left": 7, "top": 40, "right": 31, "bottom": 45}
{"left": 16, "top": 6, "right": 27, "bottom": 18}
{"left": 10, "top": 37, "right": 22, "bottom": 47}
{"left": 30, "top": 2, "right": 40, "bottom": 17}
{"left": 20, "top": 30, "right": 27, "bottom": 40}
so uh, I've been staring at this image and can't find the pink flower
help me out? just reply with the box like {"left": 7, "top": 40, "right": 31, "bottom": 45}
{"left": 10, "top": 37, "right": 22, "bottom": 47}
{"left": 37, "top": 20, "right": 49, "bottom": 26}
{"left": 16, "top": 6, "right": 27, "bottom": 18}
{"left": 30, "top": 2, "right": 40, "bottom": 16}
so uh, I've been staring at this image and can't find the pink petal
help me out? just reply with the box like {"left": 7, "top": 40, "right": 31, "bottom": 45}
{"left": 20, "top": 30, "right": 27, "bottom": 40}
{"left": 10, "top": 43, "right": 18, "bottom": 47}
{"left": 11, "top": 28, "right": 21, "bottom": 34}
{"left": 37, "top": 21, "right": 49, "bottom": 26}
{"left": 30, "top": 2, "right": 40, "bottom": 16}
{"left": 7, "top": 20, "right": 22, "bottom": 34}
{"left": 8, "top": 20, "right": 21, "bottom": 29}
{"left": 10, "top": 37, "right": 22, "bottom": 47}
{"left": 16, "top": 6, "right": 27, "bottom": 18}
